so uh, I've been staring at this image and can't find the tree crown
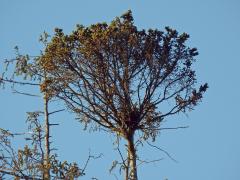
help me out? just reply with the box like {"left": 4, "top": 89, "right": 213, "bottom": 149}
{"left": 36, "top": 10, "right": 207, "bottom": 141}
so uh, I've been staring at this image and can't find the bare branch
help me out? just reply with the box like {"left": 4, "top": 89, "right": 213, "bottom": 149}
{"left": 137, "top": 158, "right": 163, "bottom": 167}
{"left": 146, "top": 141, "right": 178, "bottom": 163}
{"left": 12, "top": 89, "right": 40, "bottom": 97}
{"left": 0, "top": 77, "right": 40, "bottom": 86}
{"left": 48, "top": 109, "right": 65, "bottom": 115}
{"left": 82, "top": 150, "right": 103, "bottom": 175}
{"left": 159, "top": 126, "right": 189, "bottom": 131}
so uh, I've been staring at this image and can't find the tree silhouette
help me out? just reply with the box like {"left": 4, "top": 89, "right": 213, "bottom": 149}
{"left": 36, "top": 10, "right": 208, "bottom": 179}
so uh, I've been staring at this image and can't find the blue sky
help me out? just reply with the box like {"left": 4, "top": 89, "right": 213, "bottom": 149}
{"left": 1, "top": 0, "right": 240, "bottom": 179}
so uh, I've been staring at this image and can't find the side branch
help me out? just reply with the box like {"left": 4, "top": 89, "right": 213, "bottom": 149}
{"left": 155, "top": 126, "right": 189, "bottom": 131}
{"left": 48, "top": 109, "right": 65, "bottom": 115}
{"left": 0, "top": 77, "right": 40, "bottom": 86}
{"left": 146, "top": 141, "right": 178, "bottom": 163}
{"left": 0, "top": 169, "right": 42, "bottom": 180}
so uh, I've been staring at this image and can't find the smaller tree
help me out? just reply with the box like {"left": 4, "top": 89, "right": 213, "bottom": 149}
{"left": 36, "top": 10, "right": 208, "bottom": 180}
{"left": 0, "top": 42, "right": 94, "bottom": 179}
{"left": 0, "top": 112, "right": 83, "bottom": 179}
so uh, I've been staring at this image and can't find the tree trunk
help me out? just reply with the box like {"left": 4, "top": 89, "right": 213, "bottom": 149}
{"left": 125, "top": 156, "right": 130, "bottom": 180}
{"left": 126, "top": 133, "right": 138, "bottom": 180}
{"left": 43, "top": 94, "right": 50, "bottom": 179}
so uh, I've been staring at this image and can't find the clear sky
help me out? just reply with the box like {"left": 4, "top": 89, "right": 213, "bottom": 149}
{"left": 1, "top": 0, "right": 240, "bottom": 179}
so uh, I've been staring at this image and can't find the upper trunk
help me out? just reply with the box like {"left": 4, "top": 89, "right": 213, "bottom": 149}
{"left": 126, "top": 132, "right": 138, "bottom": 180}
{"left": 43, "top": 94, "right": 50, "bottom": 179}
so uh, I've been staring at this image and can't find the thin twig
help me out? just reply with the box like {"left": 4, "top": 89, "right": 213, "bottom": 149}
{"left": 159, "top": 126, "right": 189, "bottom": 131}
{"left": 82, "top": 150, "right": 103, "bottom": 175}
{"left": 146, "top": 141, "right": 178, "bottom": 163}
{"left": 0, "top": 77, "right": 40, "bottom": 86}
{"left": 12, "top": 89, "right": 40, "bottom": 97}
{"left": 137, "top": 158, "right": 163, "bottom": 167}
